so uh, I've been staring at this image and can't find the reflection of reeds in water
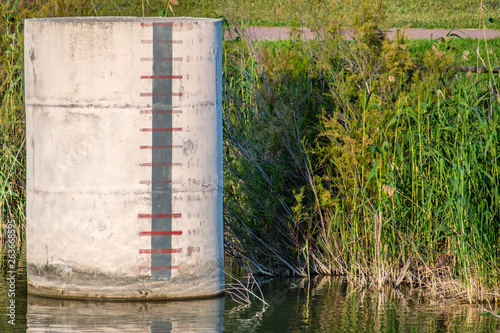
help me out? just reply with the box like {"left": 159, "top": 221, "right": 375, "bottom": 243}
{"left": 229, "top": 276, "right": 500, "bottom": 333}
{"left": 309, "top": 276, "right": 500, "bottom": 333}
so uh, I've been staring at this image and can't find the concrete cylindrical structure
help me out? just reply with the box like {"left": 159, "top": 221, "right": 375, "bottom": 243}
{"left": 25, "top": 17, "right": 223, "bottom": 299}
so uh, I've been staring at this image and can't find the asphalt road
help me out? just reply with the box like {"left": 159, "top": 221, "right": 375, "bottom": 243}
{"left": 225, "top": 26, "right": 500, "bottom": 40}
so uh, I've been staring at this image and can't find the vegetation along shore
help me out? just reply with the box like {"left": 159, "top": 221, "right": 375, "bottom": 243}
{"left": 2, "top": 0, "right": 500, "bottom": 304}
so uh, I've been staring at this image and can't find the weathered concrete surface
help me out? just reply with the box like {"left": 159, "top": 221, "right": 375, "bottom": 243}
{"left": 25, "top": 17, "right": 224, "bottom": 299}
{"left": 225, "top": 26, "right": 500, "bottom": 41}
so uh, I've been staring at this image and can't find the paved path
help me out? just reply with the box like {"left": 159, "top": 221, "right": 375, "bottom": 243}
{"left": 226, "top": 26, "right": 500, "bottom": 40}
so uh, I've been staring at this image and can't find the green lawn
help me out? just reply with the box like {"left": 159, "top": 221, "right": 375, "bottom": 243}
{"left": 88, "top": 0, "right": 500, "bottom": 29}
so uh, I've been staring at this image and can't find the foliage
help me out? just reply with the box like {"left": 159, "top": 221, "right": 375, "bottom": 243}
{"left": 223, "top": 0, "right": 500, "bottom": 301}
{"left": 223, "top": 37, "right": 319, "bottom": 275}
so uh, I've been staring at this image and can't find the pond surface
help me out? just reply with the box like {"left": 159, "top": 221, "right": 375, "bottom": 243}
{"left": 1, "top": 251, "right": 500, "bottom": 332}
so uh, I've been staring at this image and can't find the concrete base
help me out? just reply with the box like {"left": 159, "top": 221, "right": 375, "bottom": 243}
{"left": 28, "top": 262, "right": 224, "bottom": 300}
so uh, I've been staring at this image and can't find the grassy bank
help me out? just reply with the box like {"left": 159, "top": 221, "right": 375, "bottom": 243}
{"left": 89, "top": 0, "right": 500, "bottom": 29}
{"left": 1, "top": 0, "right": 500, "bottom": 303}
{"left": 223, "top": 2, "right": 500, "bottom": 302}
{"left": 11, "top": 0, "right": 500, "bottom": 29}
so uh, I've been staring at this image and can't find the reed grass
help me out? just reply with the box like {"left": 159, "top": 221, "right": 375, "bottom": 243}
{"left": 223, "top": 1, "right": 500, "bottom": 302}
{"left": 1, "top": 0, "right": 27, "bottom": 244}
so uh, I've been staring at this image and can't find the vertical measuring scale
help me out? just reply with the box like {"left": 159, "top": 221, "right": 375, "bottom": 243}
{"left": 139, "top": 22, "right": 179, "bottom": 279}
{"left": 138, "top": 19, "right": 224, "bottom": 284}
{"left": 26, "top": 17, "right": 223, "bottom": 300}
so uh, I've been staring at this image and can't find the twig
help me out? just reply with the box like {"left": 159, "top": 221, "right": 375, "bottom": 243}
{"left": 224, "top": 270, "right": 269, "bottom": 308}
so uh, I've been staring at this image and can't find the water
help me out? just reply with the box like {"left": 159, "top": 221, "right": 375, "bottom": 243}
{"left": 224, "top": 278, "right": 500, "bottom": 332}
{"left": 1, "top": 250, "right": 500, "bottom": 332}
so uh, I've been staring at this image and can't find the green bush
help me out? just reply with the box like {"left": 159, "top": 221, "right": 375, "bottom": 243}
{"left": 223, "top": 0, "right": 500, "bottom": 301}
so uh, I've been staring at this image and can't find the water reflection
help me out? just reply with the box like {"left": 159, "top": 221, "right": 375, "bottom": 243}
{"left": 2, "top": 259, "right": 500, "bottom": 332}
{"left": 224, "top": 276, "right": 500, "bottom": 333}
{"left": 27, "top": 295, "right": 225, "bottom": 332}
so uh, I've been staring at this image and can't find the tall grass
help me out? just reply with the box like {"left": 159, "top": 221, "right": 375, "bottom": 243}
{"left": 374, "top": 80, "right": 500, "bottom": 301}
{"left": 223, "top": 34, "right": 316, "bottom": 275}
{"left": 1, "top": 0, "right": 27, "bottom": 245}
{"left": 223, "top": 0, "right": 500, "bottom": 302}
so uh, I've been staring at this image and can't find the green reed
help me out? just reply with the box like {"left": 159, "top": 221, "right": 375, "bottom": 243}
{"left": 383, "top": 80, "right": 500, "bottom": 300}
{"left": 1, "top": 0, "right": 26, "bottom": 242}
{"left": 222, "top": 0, "right": 500, "bottom": 301}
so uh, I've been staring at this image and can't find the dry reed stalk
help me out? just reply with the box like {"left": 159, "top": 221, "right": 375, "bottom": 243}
{"left": 374, "top": 211, "right": 384, "bottom": 290}
{"left": 225, "top": 271, "right": 269, "bottom": 308}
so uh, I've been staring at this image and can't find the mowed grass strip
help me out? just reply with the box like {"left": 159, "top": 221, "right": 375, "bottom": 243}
{"left": 88, "top": 0, "right": 500, "bottom": 29}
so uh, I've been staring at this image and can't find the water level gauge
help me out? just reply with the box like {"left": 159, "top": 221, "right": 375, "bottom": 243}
{"left": 25, "top": 17, "right": 223, "bottom": 300}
